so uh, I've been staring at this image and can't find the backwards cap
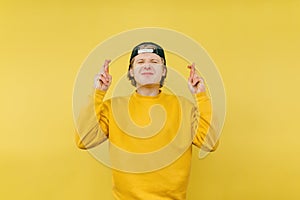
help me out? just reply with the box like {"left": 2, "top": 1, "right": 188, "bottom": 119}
{"left": 129, "top": 42, "right": 166, "bottom": 65}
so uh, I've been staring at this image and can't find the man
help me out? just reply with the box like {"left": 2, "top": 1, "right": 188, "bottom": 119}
{"left": 75, "top": 42, "right": 217, "bottom": 200}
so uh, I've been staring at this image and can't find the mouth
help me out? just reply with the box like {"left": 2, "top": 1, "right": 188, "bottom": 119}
{"left": 141, "top": 72, "right": 154, "bottom": 75}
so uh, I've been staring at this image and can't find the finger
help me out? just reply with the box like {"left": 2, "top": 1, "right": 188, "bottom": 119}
{"left": 191, "top": 62, "right": 195, "bottom": 71}
{"left": 199, "top": 77, "right": 205, "bottom": 85}
{"left": 104, "top": 65, "right": 109, "bottom": 76}
{"left": 188, "top": 63, "right": 196, "bottom": 78}
{"left": 102, "top": 73, "right": 110, "bottom": 82}
{"left": 107, "top": 74, "right": 112, "bottom": 82}
{"left": 188, "top": 68, "right": 195, "bottom": 85}
{"left": 99, "top": 74, "right": 109, "bottom": 85}
{"left": 104, "top": 59, "right": 111, "bottom": 68}
{"left": 100, "top": 59, "right": 111, "bottom": 74}
{"left": 104, "top": 59, "right": 112, "bottom": 76}
{"left": 103, "top": 59, "right": 111, "bottom": 67}
{"left": 105, "top": 59, "right": 111, "bottom": 64}
{"left": 104, "top": 59, "right": 111, "bottom": 69}
{"left": 192, "top": 77, "right": 201, "bottom": 86}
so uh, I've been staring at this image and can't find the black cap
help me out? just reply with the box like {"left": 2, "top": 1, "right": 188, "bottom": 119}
{"left": 129, "top": 42, "right": 166, "bottom": 65}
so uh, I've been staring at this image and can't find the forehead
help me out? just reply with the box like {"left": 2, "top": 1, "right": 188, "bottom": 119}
{"left": 134, "top": 52, "right": 161, "bottom": 61}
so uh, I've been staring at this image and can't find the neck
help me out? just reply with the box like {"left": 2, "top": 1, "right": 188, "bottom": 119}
{"left": 136, "top": 84, "right": 160, "bottom": 96}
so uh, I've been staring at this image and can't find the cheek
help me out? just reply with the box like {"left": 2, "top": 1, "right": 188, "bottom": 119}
{"left": 132, "top": 67, "right": 139, "bottom": 76}
{"left": 130, "top": 68, "right": 140, "bottom": 78}
{"left": 156, "top": 66, "right": 164, "bottom": 75}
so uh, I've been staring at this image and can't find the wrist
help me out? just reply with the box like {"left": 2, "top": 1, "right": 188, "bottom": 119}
{"left": 94, "top": 89, "right": 107, "bottom": 98}
{"left": 194, "top": 91, "right": 208, "bottom": 100}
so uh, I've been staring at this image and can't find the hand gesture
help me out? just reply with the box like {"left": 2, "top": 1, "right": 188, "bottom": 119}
{"left": 187, "top": 63, "right": 206, "bottom": 94}
{"left": 94, "top": 59, "right": 112, "bottom": 91}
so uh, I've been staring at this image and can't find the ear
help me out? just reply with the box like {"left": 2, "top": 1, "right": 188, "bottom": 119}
{"left": 162, "top": 66, "right": 166, "bottom": 76}
{"left": 129, "top": 67, "right": 134, "bottom": 77}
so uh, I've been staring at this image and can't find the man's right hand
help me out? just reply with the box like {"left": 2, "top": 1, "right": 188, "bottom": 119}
{"left": 94, "top": 59, "right": 112, "bottom": 91}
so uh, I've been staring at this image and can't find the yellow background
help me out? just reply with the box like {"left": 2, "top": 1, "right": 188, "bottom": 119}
{"left": 1, "top": 0, "right": 299, "bottom": 199}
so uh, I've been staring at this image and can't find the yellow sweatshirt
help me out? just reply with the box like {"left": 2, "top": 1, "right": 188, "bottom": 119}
{"left": 75, "top": 89, "right": 216, "bottom": 200}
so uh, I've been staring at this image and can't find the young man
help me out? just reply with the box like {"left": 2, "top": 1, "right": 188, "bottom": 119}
{"left": 75, "top": 42, "right": 217, "bottom": 200}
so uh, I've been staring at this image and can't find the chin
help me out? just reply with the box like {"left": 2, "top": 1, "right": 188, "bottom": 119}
{"left": 138, "top": 82, "right": 160, "bottom": 87}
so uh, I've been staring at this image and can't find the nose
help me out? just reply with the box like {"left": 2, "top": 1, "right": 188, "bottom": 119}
{"left": 143, "top": 64, "right": 152, "bottom": 70}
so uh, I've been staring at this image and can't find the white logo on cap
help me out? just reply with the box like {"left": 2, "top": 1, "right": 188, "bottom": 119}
{"left": 138, "top": 49, "right": 154, "bottom": 54}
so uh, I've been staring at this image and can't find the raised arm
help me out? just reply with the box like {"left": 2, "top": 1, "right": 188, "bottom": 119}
{"left": 75, "top": 59, "right": 112, "bottom": 149}
{"left": 187, "top": 63, "right": 219, "bottom": 151}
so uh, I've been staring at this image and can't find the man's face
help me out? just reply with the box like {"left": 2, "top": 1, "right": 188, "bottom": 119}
{"left": 130, "top": 53, "right": 166, "bottom": 88}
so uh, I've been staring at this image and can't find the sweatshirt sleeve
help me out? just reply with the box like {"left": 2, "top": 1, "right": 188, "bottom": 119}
{"left": 74, "top": 89, "right": 110, "bottom": 149}
{"left": 192, "top": 92, "right": 219, "bottom": 152}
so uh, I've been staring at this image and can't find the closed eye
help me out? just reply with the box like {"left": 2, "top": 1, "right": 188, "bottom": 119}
{"left": 151, "top": 59, "right": 159, "bottom": 63}
{"left": 136, "top": 60, "right": 144, "bottom": 64}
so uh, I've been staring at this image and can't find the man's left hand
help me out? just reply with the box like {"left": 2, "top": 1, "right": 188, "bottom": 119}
{"left": 187, "top": 63, "right": 206, "bottom": 94}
